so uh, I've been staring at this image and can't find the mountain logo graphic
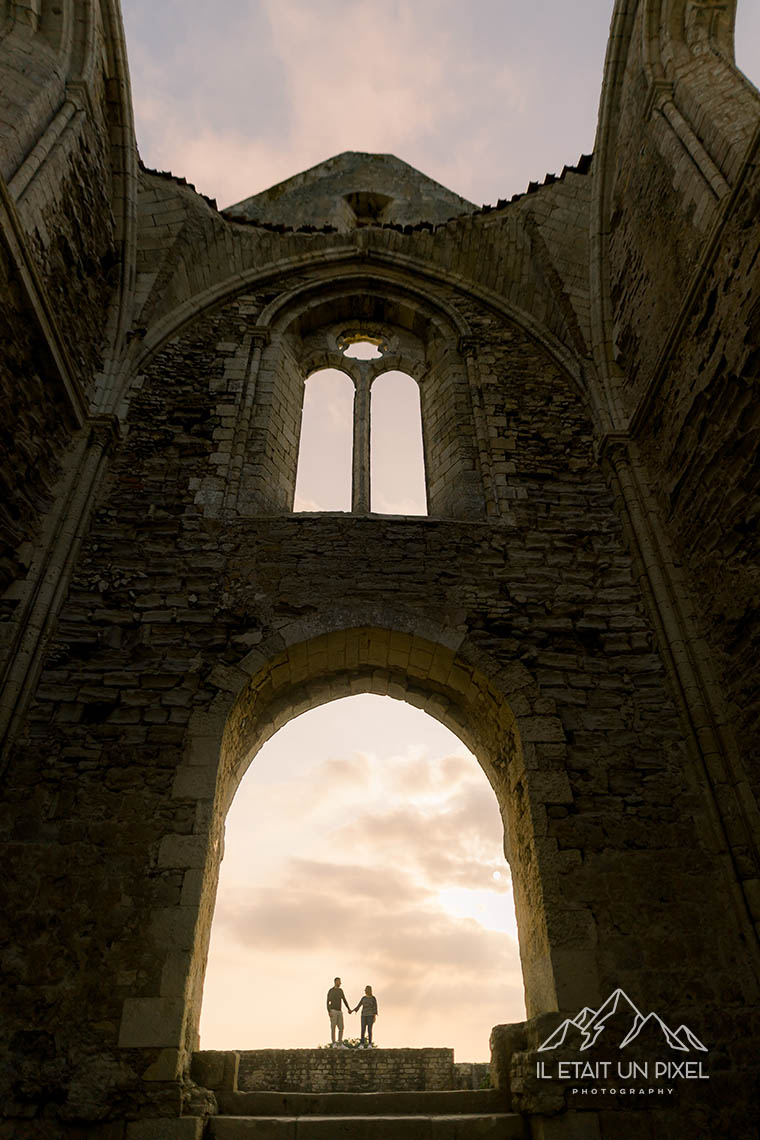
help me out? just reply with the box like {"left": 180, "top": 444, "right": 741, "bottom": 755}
{"left": 537, "top": 988, "right": 708, "bottom": 1053}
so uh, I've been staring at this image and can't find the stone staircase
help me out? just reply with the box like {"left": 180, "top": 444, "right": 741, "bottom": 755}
{"left": 193, "top": 1049, "right": 527, "bottom": 1139}
{"left": 209, "top": 1090, "right": 525, "bottom": 1137}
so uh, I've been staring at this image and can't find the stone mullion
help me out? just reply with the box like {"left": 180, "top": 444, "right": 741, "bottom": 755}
{"left": 351, "top": 369, "right": 371, "bottom": 514}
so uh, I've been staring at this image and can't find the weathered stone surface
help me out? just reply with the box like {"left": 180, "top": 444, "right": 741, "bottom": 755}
{"left": 209, "top": 1115, "right": 525, "bottom": 1140}
{"left": 214, "top": 1090, "right": 507, "bottom": 1116}
{"left": 195, "top": 1048, "right": 455, "bottom": 1094}
{"left": 0, "top": 228, "right": 73, "bottom": 598}
{"left": 225, "top": 152, "right": 478, "bottom": 231}
{"left": 0, "top": 3, "right": 758, "bottom": 1139}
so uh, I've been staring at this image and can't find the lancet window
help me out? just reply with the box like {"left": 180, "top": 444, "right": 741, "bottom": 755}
{"left": 294, "top": 336, "right": 427, "bottom": 516}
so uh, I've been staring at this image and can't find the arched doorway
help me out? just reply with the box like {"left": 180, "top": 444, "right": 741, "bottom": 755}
{"left": 199, "top": 694, "right": 525, "bottom": 1059}
{"left": 145, "top": 625, "right": 592, "bottom": 1069}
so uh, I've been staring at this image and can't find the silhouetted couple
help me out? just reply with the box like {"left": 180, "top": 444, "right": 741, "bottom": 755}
{"left": 326, "top": 977, "right": 378, "bottom": 1047}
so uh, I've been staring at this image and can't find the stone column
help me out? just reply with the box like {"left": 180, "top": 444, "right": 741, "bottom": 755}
{"left": 351, "top": 367, "right": 371, "bottom": 514}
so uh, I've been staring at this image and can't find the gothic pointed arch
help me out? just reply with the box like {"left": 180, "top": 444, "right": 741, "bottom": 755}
{"left": 144, "top": 624, "right": 584, "bottom": 1062}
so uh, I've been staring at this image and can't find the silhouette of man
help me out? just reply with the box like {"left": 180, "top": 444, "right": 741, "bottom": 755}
{"left": 326, "top": 976, "right": 352, "bottom": 1047}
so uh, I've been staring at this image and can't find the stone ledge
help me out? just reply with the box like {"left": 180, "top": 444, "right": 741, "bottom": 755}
{"left": 208, "top": 1114, "right": 525, "bottom": 1139}
{"left": 216, "top": 1089, "right": 509, "bottom": 1116}
{"left": 192, "top": 1048, "right": 456, "bottom": 1093}
{"left": 127, "top": 1120, "right": 204, "bottom": 1140}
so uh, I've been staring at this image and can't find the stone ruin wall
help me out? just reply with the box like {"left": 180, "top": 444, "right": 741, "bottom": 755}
{"left": 0, "top": 0, "right": 127, "bottom": 603}
{"left": 0, "top": 1, "right": 759, "bottom": 1137}
{"left": 3, "top": 258, "right": 756, "bottom": 1132}
{"left": 603, "top": 0, "right": 760, "bottom": 763}
{"left": 193, "top": 1049, "right": 458, "bottom": 1095}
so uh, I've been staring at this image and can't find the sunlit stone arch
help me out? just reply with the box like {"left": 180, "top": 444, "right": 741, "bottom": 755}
{"left": 221, "top": 628, "right": 530, "bottom": 806}
{"left": 155, "top": 623, "right": 601, "bottom": 1072}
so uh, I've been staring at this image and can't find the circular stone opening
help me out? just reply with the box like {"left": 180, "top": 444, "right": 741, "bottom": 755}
{"left": 338, "top": 332, "right": 387, "bottom": 360}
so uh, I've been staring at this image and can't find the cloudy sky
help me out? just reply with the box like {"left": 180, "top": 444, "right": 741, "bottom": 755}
{"left": 119, "top": 0, "right": 760, "bottom": 1061}
{"left": 121, "top": 1, "right": 760, "bottom": 211}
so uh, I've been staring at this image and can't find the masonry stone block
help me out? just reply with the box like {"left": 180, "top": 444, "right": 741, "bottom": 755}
{"left": 127, "top": 1121, "right": 204, "bottom": 1140}
{"left": 158, "top": 834, "right": 210, "bottom": 870}
{"left": 119, "top": 998, "right": 187, "bottom": 1049}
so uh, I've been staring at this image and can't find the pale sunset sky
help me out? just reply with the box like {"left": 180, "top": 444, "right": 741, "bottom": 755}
{"left": 119, "top": 1, "right": 760, "bottom": 1061}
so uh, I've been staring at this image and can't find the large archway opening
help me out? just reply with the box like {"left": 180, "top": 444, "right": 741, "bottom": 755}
{"left": 199, "top": 694, "right": 525, "bottom": 1060}
{"left": 169, "top": 626, "right": 590, "bottom": 1072}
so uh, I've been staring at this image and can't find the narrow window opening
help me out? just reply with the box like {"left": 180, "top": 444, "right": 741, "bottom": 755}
{"left": 370, "top": 371, "right": 427, "bottom": 515}
{"left": 293, "top": 369, "right": 353, "bottom": 511}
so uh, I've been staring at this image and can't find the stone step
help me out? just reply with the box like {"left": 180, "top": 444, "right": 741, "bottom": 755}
{"left": 210, "top": 1113, "right": 527, "bottom": 1139}
{"left": 217, "top": 1090, "right": 510, "bottom": 1117}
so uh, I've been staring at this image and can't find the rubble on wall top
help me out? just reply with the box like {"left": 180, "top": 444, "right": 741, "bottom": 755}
{"left": 476, "top": 153, "right": 593, "bottom": 213}
{"left": 138, "top": 152, "right": 593, "bottom": 240}
{"left": 221, "top": 154, "right": 594, "bottom": 237}
{"left": 138, "top": 160, "right": 219, "bottom": 211}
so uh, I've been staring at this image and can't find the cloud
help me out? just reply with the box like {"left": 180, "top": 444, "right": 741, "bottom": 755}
{"left": 332, "top": 777, "right": 508, "bottom": 888}
{"left": 201, "top": 920, "right": 525, "bottom": 1056}
{"left": 292, "top": 493, "right": 325, "bottom": 512}
{"left": 361, "top": 915, "right": 517, "bottom": 981}
{"left": 259, "top": 0, "right": 501, "bottom": 159}
{"left": 311, "top": 754, "right": 370, "bottom": 789}
{"left": 222, "top": 713, "right": 509, "bottom": 906}
{"left": 385, "top": 752, "right": 477, "bottom": 797}
{"left": 212, "top": 856, "right": 518, "bottom": 994}
{"left": 214, "top": 858, "right": 428, "bottom": 944}
{"left": 371, "top": 493, "right": 426, "bottom": 516}
{"left": 293, "top": 368, "right": 354, "bottom": 511}
{"left": 285, "top": 858, "right": 428, "bottom": 905}
{"left": 225, "top": 737, "right": 509, "bottom": 893}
